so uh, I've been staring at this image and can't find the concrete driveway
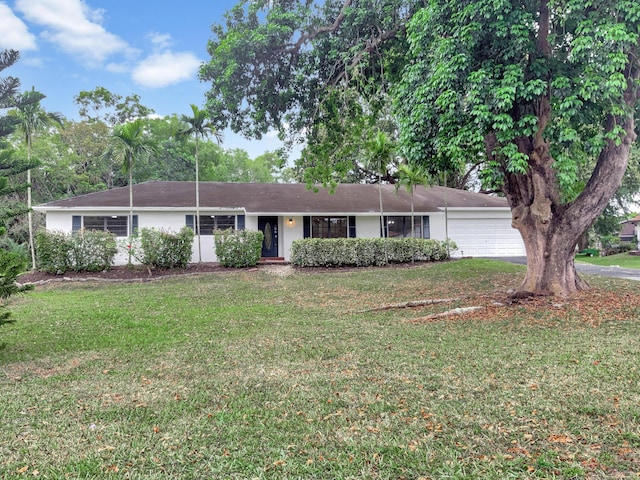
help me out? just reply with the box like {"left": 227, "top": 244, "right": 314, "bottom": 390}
{"left": 490, "top": 256, "right": 640, "bottom": 282}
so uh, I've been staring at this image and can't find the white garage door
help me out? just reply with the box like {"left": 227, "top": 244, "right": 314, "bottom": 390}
{"left": 448, "top": 218, "right": 525, "bottom": 257}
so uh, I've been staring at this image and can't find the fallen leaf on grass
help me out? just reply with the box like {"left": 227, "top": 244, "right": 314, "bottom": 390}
{"left": 548, "top": 433, "right": 573, "bottom": 443}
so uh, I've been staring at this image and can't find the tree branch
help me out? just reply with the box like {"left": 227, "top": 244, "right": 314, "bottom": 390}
{"left": 287, "top": 0, "right": 353, "bottom": 51}
{"left": 567, "top": 51, "right": 640, "bottom": 232}
{"left": 533, "top": 0, "right": 552, "bottom": 150}
{"left": 277, "top": 0, "right": 407, "bottom": 88}
{"left": 459, "top": 160, "right": 486, "bottom": 190}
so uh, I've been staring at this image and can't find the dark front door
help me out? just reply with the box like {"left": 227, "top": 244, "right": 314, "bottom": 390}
{"left": 258, "top": 216, "right": 279, "bottom": 257}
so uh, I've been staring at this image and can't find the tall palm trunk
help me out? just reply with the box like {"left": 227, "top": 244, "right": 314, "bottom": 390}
{"left": 378, "top": 174, "right": 387, "bottom": 264}
{"left": 128, "top": 155, "right": 133, "bottom": 265}
{"left": 195, "top": 136, "right": 201, "bottom": 263}
{"left": 25, "top": 132, "right": 36, "bottom": 269}
{"left": 27, "top": 164, "right": 35, "bottom": 270}
{"left": 410, "top": 187, "right": 415, "bottom": 239}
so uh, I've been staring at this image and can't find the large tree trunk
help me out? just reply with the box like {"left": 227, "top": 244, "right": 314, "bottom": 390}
{"left": 515, "top": 207, "right": 589, "bottom": 296}
{"left": 506, "top": 109, "right": 636, "bottom": 297}
{"left": 507, "top": 150, "right": 588, "bottom": 297}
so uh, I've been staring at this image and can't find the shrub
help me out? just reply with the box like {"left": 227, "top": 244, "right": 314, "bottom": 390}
{"left": 599, "top": 235, "right": 619, "bottom": 250}
{"left": 36, "top": 229, "right": 118, "bottom": 274}
{"left": 137, "top": 227, "right": 194, "bottom": 269}
{"left": 214, "top": 229, "right": 263, "bottom": 268}
{"left": 0, "top": 249, "right": 33, "bottom": 327}
{"left": 69, "top": 229, "right": 118, "bottom": 272}
{"left": 290, "top": 238, "right": 456, "bottom": 267}
{"left": 603, "top": 242, "right": 634, "bottom": 256}
{"left": 36, "top": 230, "right": 73, "bottom": 274}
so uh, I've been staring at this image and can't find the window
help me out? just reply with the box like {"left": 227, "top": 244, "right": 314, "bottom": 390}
{"left": 312, "top": 216, "right": 348, "bottom": 238}
{"left": 81, "top": 216, "right": 131, "bottom": 237}
{"left": 186, "top": 215, "right": 236, "bottom": 235}
{"left": 422, "top": 216, "right": 430, "bottom": 239}
{"left": 304, "top": 216, "right": 356, "bottom": 239}
{"left": 385, "top": 216, "right": 422, "bottom": 238}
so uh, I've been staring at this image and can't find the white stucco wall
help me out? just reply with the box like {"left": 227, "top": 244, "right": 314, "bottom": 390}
{"left": 44, "top": 211, "right": 77, "bottom": 232}
{"left": 355, "top": 213, "right": 449, "bottom": 242}
{"left": 43, "top": 209, "right": 244, "bottom": 265}
{"left": 40, "top": 207, "right": 523, "bottom": 265}
{"left": 282, "top": 216, "right": 303, "bottom": 261}
{"left": 355, "top": 216, "right": 382, "bottom": 238}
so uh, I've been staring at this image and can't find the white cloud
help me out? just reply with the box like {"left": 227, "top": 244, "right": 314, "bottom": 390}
{"left": 132, "top": 51, "right": 201, "bottom": 88}
{"left": 0, "top": 3, "right": 37, "bottom": 50}
{"left": 147, "top": 32, "right": 173, "bottom": 50}
{"left": 14, "top": 0, "right": 132, "bottom": 66}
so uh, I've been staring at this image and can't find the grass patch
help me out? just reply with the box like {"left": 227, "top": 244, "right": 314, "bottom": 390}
{"left": 1, "top": 259, "right": 639, "bottom": 478}
{"left": 576, "top": 251, "right": 640, "bottom": 269}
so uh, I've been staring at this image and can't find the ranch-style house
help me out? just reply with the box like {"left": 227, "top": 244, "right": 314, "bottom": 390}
{"left": 33, "top": 181, "right": 526, "bottom": 265}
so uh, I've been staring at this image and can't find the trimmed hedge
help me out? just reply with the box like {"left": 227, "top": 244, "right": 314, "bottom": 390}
{"left": 36, "top": 229, "right": 118, "bottom": 274}
{"left": 135, "top": 227, "right": 195, "bottom": 269}
{"left": 603, "top": 242, "right": 634, "bottom": 256}
{"left": 214, "top": 229, "right": 263, "bottom": 268}
{"left": 290, "top": 238, "right": 456, "bottom": 267}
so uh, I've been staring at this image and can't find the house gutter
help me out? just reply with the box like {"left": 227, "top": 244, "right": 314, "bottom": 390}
{"left": 33, "top": 206, "right": 248, "bottom": 213}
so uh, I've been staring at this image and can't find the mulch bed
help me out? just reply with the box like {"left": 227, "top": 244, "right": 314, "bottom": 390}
{"left": 17, "top": 261, "right": 440, "bottom": 285}
{"left": 17, "top": 262, "right": 230, "bottom": 284}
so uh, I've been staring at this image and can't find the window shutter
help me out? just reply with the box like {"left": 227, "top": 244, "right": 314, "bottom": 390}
{"left": 348, "top": 216, "right": 356, "bottom": 238}
{"left": 132, "top": 215, "right": 139, "bottom": 235}
{"left": 303, "top": 216, "right": 311, "bottom": 238}
{"left": 422, "top": 216, "right": 430, "bottom": 239}
{"left": 186, "top": 215, "right": 194, "bottom": 230}
{"left": 237, "top": 215, "right": 245, "bottom": 231}
{"left": 72, "top": 215, "right": 81, "bottom": 232}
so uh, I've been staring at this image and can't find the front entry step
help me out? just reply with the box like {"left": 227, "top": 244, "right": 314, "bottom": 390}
{"left": 258, "top": 257, "right": 287, "bottom": 264}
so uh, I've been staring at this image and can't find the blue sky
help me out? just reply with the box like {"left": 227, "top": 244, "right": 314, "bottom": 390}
{"left": 0, "top": 0, "right": 288, "bottom": 157}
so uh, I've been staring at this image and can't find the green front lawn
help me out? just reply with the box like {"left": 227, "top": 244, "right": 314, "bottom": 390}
{"left": 1, "top": 259, "right": 639, "bottom": 479}
{"left": 576, "top": 251, "right": 640, "bottom": 269}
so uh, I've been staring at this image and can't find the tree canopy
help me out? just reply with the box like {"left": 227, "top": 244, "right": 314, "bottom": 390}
{"left": 200, "top": 0, "right": 418, "bottom": 177}
{"left": 396, "top": 0, "right": 640, "bottom": 296}
{"left": 74, "top": 87, "right": 155, "bottom": 126}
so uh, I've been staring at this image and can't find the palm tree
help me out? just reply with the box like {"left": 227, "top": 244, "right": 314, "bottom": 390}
{"left": 9, "top": 88, "right": 63, "bottom": 270}
{"left": 180, "top": 104, "right": 223, "bottom": 263}
{"left": 364, "top": 130, "right": 395, "bottom": 262}
{"left": 396, "top": 162, "right": 430, "bottom": 238}
{"left": 103, "top": 119, "right": 156, "bottom": 261}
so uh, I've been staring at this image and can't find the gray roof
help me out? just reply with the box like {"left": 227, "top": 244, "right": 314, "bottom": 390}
{"left": 35, "top": 181, "right": 509, "bottom": 214}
